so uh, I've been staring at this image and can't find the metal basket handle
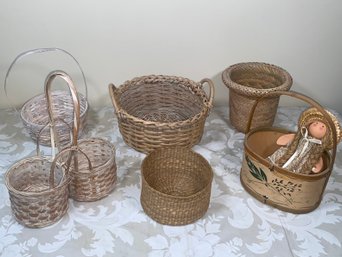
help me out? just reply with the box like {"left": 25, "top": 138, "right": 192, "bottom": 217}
{"left": 3, "top": 47, "right": 87, "bottom": 113}
{"left": 245, "top": 90, "right": 339, "bottom": 170}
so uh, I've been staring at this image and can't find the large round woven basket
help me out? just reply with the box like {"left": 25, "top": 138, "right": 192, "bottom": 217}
{"left": 5, "top": 148, "right": 69, "bottom": 228}
{"left": 140, "top": 147, "right": 213, "bottom": 225}
{"left": 109, "top": 75, "right": 214, "bottom": 153}
{"left": 4, "top": 48, "right": 89, "bottom": 146}
{"left": 222, "top": 62, "right": 292, "bottom": 133}
{"left": 241, "top": 91, "right": 340, "bottom": 213}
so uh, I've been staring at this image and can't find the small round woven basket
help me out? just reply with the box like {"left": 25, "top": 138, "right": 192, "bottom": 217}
{"left": 5, "top": 155, "right": 69, "bottom": 228}
{"left": 64, "top": 138, "right": 117, "bottom": 202}
{"left": 4, "top": 48, "right": 89, "bottom": 146}
{"left": 109, "top": 75, "right": 214, "bottom": 153}
{"left": 222, "top": 62, "right": 292, "bottom": 133}
{"left": 140, "top": 147, "right": 213, "bottom": 225}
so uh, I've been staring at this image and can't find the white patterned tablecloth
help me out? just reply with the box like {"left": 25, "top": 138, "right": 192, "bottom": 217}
{"left": 1, "top": 106, "right": 342, "bottom": 257}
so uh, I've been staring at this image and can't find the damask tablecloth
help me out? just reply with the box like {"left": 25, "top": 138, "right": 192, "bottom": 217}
{"left": 1, "top": 106, "right": 342, "bottom": 257}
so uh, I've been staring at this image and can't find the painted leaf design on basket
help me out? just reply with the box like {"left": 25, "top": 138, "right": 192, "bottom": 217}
{"left": 246, "top": 155, "right": 267, "bottom": 182}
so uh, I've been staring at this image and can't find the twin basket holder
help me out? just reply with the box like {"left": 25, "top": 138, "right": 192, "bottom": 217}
{"left": 109, "top": 75, "right": 215, "bottom": 225}
{"left": 5, "top": 70, "right": 117, "bottom": 228}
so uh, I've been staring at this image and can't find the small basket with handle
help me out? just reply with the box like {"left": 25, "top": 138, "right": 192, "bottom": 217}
{"left": 240, "top": 90, "right": 341, "bottom": 213}
{"left": 44, "top": 71, "right": 117, "bottom": 202}
{"left": 4, "top": 48, "right": 89, "bottom": 146}
{"left": 108, "top": 75, "right": 214, "bottom": 153}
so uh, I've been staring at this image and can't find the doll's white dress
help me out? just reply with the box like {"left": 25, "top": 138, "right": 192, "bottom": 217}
{"left": 268, "top": 127, "right": 321, "bottom": 174}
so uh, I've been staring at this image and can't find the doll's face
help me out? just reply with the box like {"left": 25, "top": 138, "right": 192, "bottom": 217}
{"left": 308, "top": 121, "right": 327, "bottom": 139}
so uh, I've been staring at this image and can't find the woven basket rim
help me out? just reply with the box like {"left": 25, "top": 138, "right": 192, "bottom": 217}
{"left": 222, "top": 62, "right": 293, "bottom": 97}
{"left": 5, "top": 155, "right": 69, "bottom": 196}
{"left": 68, "top": 137, "right": 116, "bottom": 172}
{"left": 244, "top": 126, "right": 332, "bottom": 179}
{"left": 20, "top": 90, "right": 89, "bottom": 127}
{"left": 141, "top": 147, "right": 214, "bottom": 200}
{"left": 112, "top": 75, "right": 211, "bottom": 127}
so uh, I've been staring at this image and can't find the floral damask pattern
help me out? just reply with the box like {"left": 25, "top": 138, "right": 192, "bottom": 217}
{"left": 0, "top": 106, "right": 341, "bottom": 257}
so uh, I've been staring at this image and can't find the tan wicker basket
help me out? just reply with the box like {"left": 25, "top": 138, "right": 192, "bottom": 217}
{"left": 4, "top": 48, "right": 89, "bottom": 146}
{"left": 44, "top": 71, "right": 117, "bottom": 202}
{"left": 241, "top": 91, "right": 340, "bottom": 213}
{"left": 109, "top": 75, "right": 214, "bottom": 153}
{"left": 140, "top": 147, "right": 213, "bottom": 225}
{"left": 222, "top": 62, "right": 292, "bottom": 133}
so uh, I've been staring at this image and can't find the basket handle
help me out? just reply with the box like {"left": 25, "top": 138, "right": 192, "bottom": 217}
{"left": 3, "top": 47, "right": 87, "bottom": 113}
{"left": 36, "top": 117, "right": 73, "bottom": 159}
{"left": 44, "top": 70, "right": 81, "bottom": 148}
{"left": 49, "top": 146, "right": 93, "bottom": 188}
{"left": 245, "top": 90, "right": 339, "bottom": 170}
{"left": 108, "top": 83, "right": 121, "bottom": 114}
{"left": 200, "top": 78, "right": 215, "bottom": 108}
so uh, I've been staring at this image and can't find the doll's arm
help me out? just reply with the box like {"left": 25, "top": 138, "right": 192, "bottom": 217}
{"left": 312, "top": 157, "right": 324, "bottom": 173}
{"left": 276, "top": 133, "right": 295, "bottom": 146}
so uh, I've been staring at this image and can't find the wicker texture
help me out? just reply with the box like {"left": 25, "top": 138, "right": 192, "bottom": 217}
{"left": 65, "top": 138, "right": 117, "bottom": 202}
{"left": 44, "top": 71, "right": 117, "bottom": 202}
{"left": 222, "top": 62, "right": 292, "bottom": 133}
{"left": 5, "top": 156, "right": 69, "bottom": 228}
{"left": 141, "top": 147, "right": 213, "bottom": 225}
{"left": 21, "top": 90, "right": 88, "bottom": 146}
{"left": 4, "top": 48, "right": 89, "bottom": 146}
{"left": 241, "top": 91, "right": 339, "bottom": 213}
{"left": 109, "top": 75, "right": 214, "bottom": 153}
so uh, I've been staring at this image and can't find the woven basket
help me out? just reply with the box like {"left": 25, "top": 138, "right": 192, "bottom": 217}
{"left": 140, "top": 147, "right": 213, "bottom": 225}
{"left": 4, "top": 48, "right": 89, "bottom": 146}
{"left": 241, "top": 91, "right": 339, "bottom": 213}
{"left": 63, "top": 138, "right": 117, "bottom": 202}
{"left": 222, "top": 62, "right": 292, "bottom": 133}
{"left": 44, "top": 71, "right": 117, "bottom": 202}
{"left": 4, "top": 117, "right": 71, "bottom": 228}
{"left": 109, "top": 75, "right": 214, "bottom": 153}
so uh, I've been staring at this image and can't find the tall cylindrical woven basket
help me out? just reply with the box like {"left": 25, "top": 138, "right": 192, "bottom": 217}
{"left": 140, "top": 147, "right": 213, "bottom": 225}
{"left": 222, "top": 62, "right": 292, "bottom": 133}
{"left": 109, "top": 75, "right": 214, "bottom": 153}
{"left": 241, "top": 90, "right": 341, "bottom": 213}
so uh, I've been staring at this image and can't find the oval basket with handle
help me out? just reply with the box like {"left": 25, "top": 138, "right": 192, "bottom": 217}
{"left": 240, "top": 90, "right": 339, "bottom": 213}
{"left": 4, "top": 47, "right": 89, "bottom": 146}
{"left": 108, "top": 75, "right": 214, "bottom": 153}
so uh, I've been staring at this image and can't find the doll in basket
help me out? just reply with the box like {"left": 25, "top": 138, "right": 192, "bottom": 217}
{"left": 268, "top": 107, "right": 342, "bottom": 175}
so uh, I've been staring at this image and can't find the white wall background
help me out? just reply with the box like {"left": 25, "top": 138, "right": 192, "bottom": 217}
{"left": 0, "top": 0, "right": 341, "bottom": 114}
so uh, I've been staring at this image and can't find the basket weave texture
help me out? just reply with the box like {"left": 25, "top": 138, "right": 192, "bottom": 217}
{"left": 21, "top": 90, "right": 88, "bottom": 146}
{"left": 140, "top": 147, "right": 213, "bottom": 225}
{"left": 222, "top": 62, "right": 292, "bottom": 133}
{"left": 241, "top": 90, "right": 339, "bottom": 213}
{"left": 44, "top": 70, "right": 117, "bottom": 202}
{"left": 65, "top": 138, "right": 117, "bottom": 202}
{"left": 109, "top": 75, "right": 214, "bottom": 153}
{"left": 4, "top": 48, "right": 89, "bottom": 146}
{"left": 5, "top": 150, "right": 69, "bottom": 228}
